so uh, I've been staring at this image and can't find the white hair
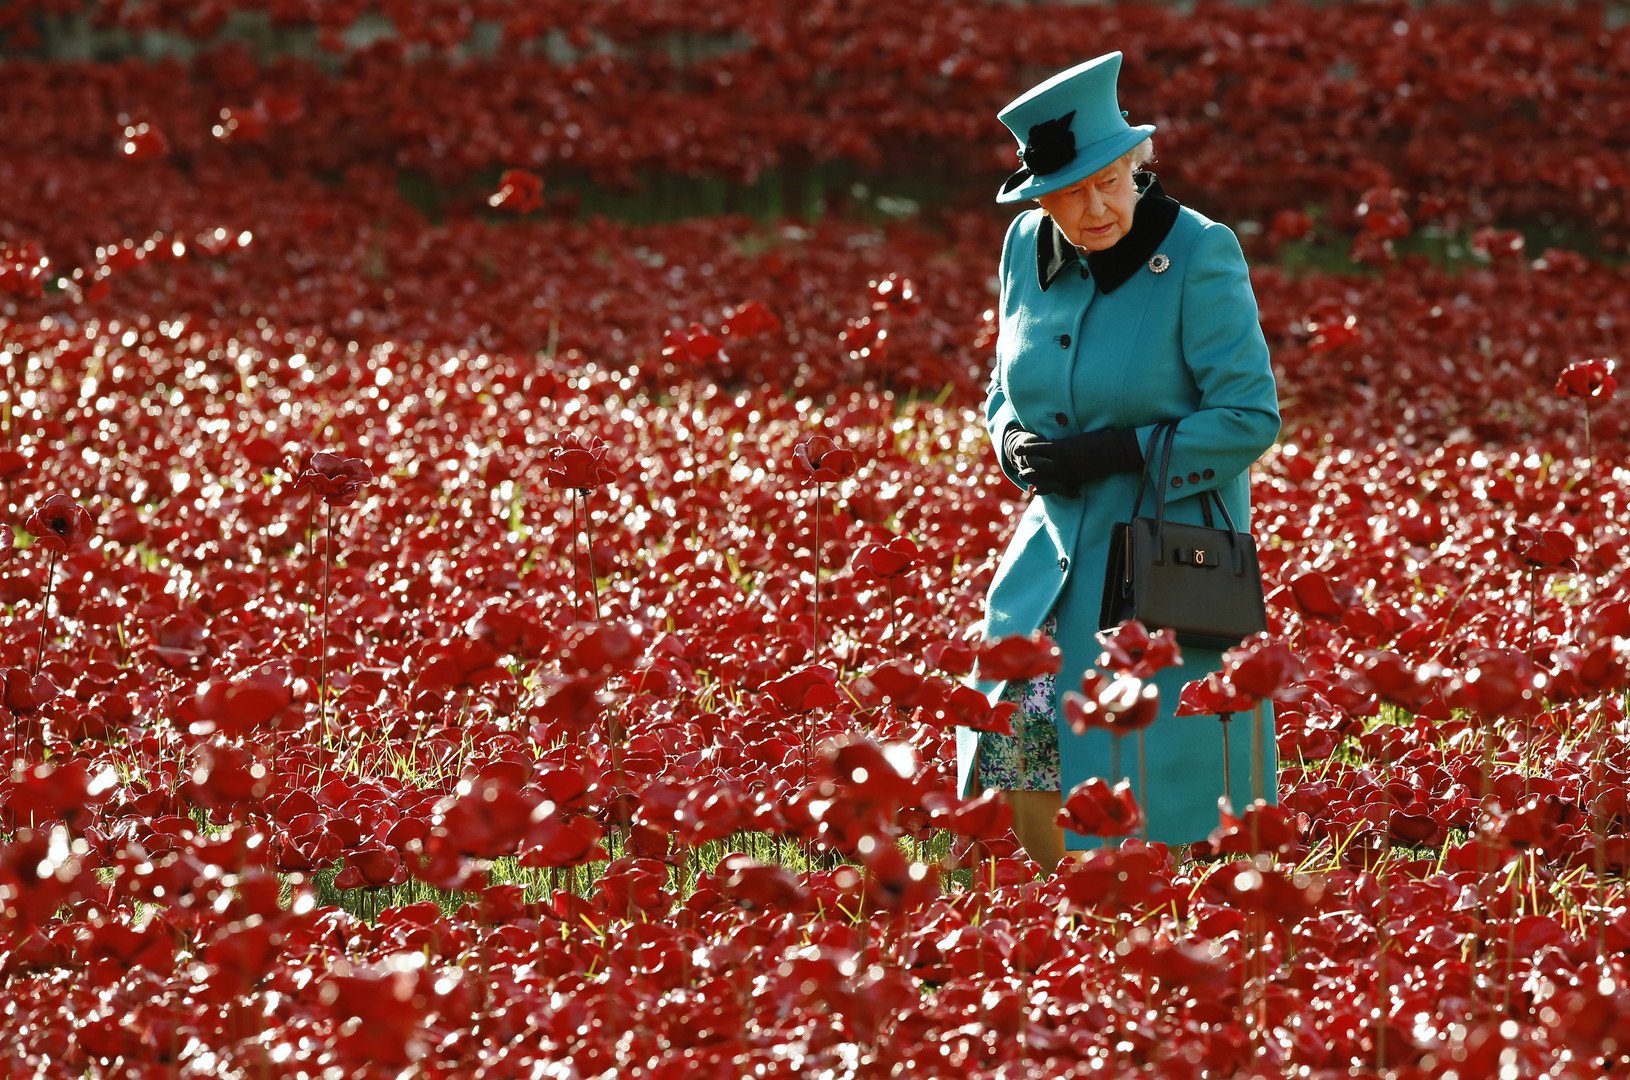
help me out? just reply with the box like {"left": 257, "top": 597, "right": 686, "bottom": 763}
{"left": 1122, "top": 138, "right": 1156, "bottom": 200}
{"left": 1121, "top": 137, "right": 1156, "bottom": 172}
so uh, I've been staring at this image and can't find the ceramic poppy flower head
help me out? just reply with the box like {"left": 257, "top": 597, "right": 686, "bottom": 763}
{"left": 1, "top": 241, "right": 51, "bottom": 299}
{"left": 1057, "top": 777, "right": 1143, "bottom": 837}
{"left": 1222, "top": 634, "right": 1304, "bottom": 700}
{"left": 297, "top": 451, "right": 373, "bottom": 506}
{"left": 1096, "top": 620, "right": 1182, "bottom": 679}
{"left": 489, "top": 169, "right": 544, "bottom": 214}
{"left": 722, "top": 300, "right": 781, "bottom": 339}
{"left": 793, "top": 435, "right": 856, "bottom": 485}
{"left": 996, "top": 52, "right": 1156, "bottom": 204}
{"left": 1064, "top": 670, "right": 1158, "bottom": 734}
{"left": 1175, "top": 669, "right": 1258, "bottom": 717}
{"left": 23, "top": 493, "right": 95, "bottom": 555}
{"left": 852, "top": 536, "right": 919, "bottom": 582}
{"left": 545, "top": 439, "right": 615, "bottom": 491}
{"left": 1508, "top": 523, "right": 1578, "bottom": 572}
{"left": 1555, "top": 357, "right": 1616, "bottom": 401}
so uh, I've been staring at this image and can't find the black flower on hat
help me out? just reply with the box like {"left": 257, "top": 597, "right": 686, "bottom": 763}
{"left": 1018, "top": 111, "right": 1077, "bottom": 176}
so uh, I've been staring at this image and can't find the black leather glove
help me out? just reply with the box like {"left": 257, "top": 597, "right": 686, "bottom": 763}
{"left": 1005, "top": 426, "right": 1143, "bottom": 497}
{"left": 1002, "top": 428, "right": 1065, "bottom": 496}
{"left": 1002, "top": 427, "right": 1042, "bottom": 477}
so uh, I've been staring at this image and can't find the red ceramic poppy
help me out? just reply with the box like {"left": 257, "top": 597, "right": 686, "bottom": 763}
{"left": 119, "top": 120, "right": 168, "bottom": 160}
{"left": 792, "top": 435, "right": 856, "bottom": 485}
{"left": 1555, "top": 357, "right": 1617, "bottom": 401}
{"left": 0, "top": 242, "right": 50, "bottom": 299}
{"left": 852, "top": 536, "right": 919, "bottom": 581}
{"left": 488, "top": 168, "right": 544, "bottom": 214}
{"left": 1508, "top": 523, "right": 1578, "bottom": 571}
{"left": 1286, "top": 570, "right": 1353, "bottom": 623}
{"left": 661, "top": 324, "right": 725, "bottom": 365}
{"left": 1208, "top": 800, "right": 1305, "bottom": 856}
{"left": 721, "top": 300, "right": 782, "bottom": 339}
{"left": 544, "top": 439, "right": 615, "bottom": 490}
{"left": 1095, "top": 620, "right": 1182, "bottom": 678}
{"left": 295, "top": 451, "right": 372, "bottom": 507}
{"left": 973, "top": 632, "right": 1061, "bottom": 682}
{"left": 1221, "top": 634, "right": 1303, "bottom": 700}
{"left": 868, "top": 274, "right": 919, "bottom": 316}
{"left": 1056, "top": 777, "right": 1143, "bottom": 838}
{"left": 22, "top": 493, "right": 95, "bottom": 554}
{"left": 714, "top": 853, "right": 811, "bottom": 913}
{"left": 1175, "top": 670, "right": 1258, "bottom": 717}
{"left": 1202, "top": 862, "right": 1323, "bottom": 924}
{"left": 1063, "top": 671, "right": 1159, "bottom": 735}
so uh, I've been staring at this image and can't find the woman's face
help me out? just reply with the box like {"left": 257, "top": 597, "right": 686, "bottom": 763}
{"left": 1035, "top": 157, "right": 1138, "bottom": 252}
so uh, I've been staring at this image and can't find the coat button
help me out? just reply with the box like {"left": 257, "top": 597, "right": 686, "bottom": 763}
{"left": 1058, "top": 334, "right": 1071, "bottom": 348}
{"left": 1188, "top": 472, "right": 1201, "bottom": 484}
{"left": 1171, "top": 477, "right": 1183, "bottom": 489}
{"left": 1058, "top": 556, "right": 1069, "bottom": 571}
{"left": 1054, "top": 411, "right": 1069, "bottom": 425}
{"left": 1203, "top": 468, "right": 1215, "bottom": 480}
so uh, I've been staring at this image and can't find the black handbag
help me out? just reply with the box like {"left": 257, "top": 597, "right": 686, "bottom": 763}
{"left": 1099, "top": 421, "right": 1267, "bottom": 651}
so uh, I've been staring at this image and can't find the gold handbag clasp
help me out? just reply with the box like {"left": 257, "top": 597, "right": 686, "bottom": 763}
{"left": 1178, "top": 547, "right": 1215, "bottom": 567}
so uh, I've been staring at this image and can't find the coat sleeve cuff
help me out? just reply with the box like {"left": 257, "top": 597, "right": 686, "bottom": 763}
{"left": 987, "top": 398, "right": 1026, "bottom": 490}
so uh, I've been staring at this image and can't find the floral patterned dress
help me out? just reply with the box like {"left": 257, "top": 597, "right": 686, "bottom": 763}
{"left": 975, "top": 615, "right": 1061, "bottom": 791}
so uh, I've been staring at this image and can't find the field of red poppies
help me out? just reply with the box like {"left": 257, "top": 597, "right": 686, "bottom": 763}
{"left": 3, "top": 2, "right": 1629, "bottom": 1076}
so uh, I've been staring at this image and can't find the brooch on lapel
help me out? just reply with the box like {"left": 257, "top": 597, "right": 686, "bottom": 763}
{"left": 1148, "top": 254, "right": 1171, "bottom": 274}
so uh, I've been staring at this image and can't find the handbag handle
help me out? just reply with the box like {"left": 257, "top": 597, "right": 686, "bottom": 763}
{"left": 1127, "top": 420, "right": 1176, "bottom": 523}
{"left": 1131, "top": 421, "right": 1249, "bottom": 575}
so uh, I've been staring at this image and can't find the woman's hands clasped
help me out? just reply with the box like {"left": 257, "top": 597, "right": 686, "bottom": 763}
{"left": 1003, "top": 426, "right": 1144, "bottom": 497}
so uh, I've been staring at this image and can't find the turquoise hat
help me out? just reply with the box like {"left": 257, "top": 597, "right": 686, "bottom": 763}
{"left": 996, "top": 52, "right": 1156, "bottom": 204}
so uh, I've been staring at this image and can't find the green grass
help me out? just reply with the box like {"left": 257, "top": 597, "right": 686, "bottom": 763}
{"left": 302, "top": 829, "right": 964, "bottom": 924}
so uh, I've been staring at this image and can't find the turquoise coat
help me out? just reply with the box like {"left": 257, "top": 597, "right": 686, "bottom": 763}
{"left": 956, "top": 176, "right": 1282, "bottom": 850}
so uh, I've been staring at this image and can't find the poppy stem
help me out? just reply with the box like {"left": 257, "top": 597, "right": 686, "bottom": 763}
{"left": 1501, "top": 856, "right": 1524, "bottom": 1015}
{"left": 1251, "top": 701, "right": 1265, "bottom": 805}
{"left": 1375, "top": 833, "right": 1391, "bottom": 1073}
{"left": 606, "top": 699, "right": 623, "bottom": 780}
{"left": 320, "top": 500, "right": 333, "bottom": 745}
{"left": 1523, "top": 566, "right": 1537, "bottom": 788}
{"left": 1247, "top": 916, "right": 1267, "bottom": 1056}
{"left": 566, "top": 491, "right": 581, "bottom": 623}
{"left": 33, "top": 547, "right": 56, "bottom": 679}
{"left": 1593, "top": 757, "right": 1608, "bottom": 957}
{"left": 306, "top": 495, "right": 317, "bottom": 652}
{"left": 1111, "top": 733, "right": 1121, "bottom": 786}
{"left": 812, "top": 483, "right": 822, "bottom": 660}
{"left": 1472, "top": 715, "right": 1495, "bottom": 1015}
{"left": 1526, "top": 564, "right": 1538, "bottom": 656}
{"left": 1219, "top": 713, "right": 1233, "bottom": 807}
{"left": 1582, "top": 405, "right": 1596, "bottom": 588}
{"left": 579, "top": 489, "right": 601, "bottom": 622}
{"left": 1239, "top": 921, "right": 1256, "bottom": 1052}
{"left": 1137, "top": 728, "right": 1147, "bottom": 843}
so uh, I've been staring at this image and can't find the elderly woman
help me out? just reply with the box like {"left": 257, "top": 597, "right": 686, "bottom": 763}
{"left": 955, "top": 53, "right": 1281, "bottom": 871}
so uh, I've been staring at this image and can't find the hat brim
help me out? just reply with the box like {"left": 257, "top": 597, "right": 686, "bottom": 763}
{"left": 996, "top": 124, "right": 1157, "bottom": 204}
